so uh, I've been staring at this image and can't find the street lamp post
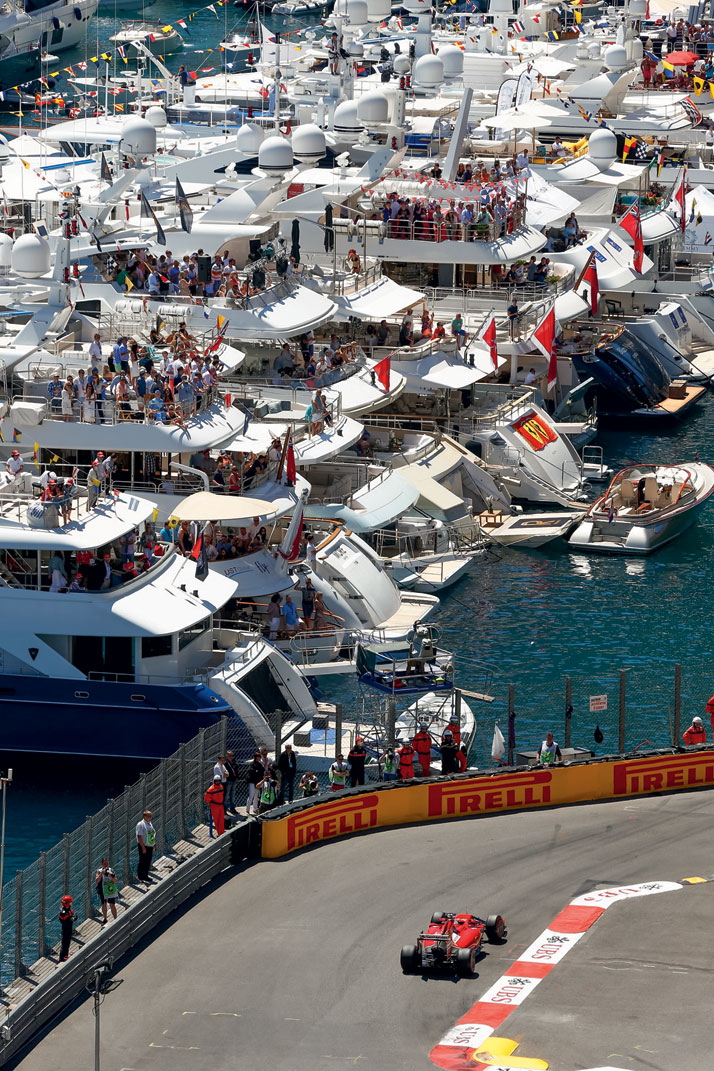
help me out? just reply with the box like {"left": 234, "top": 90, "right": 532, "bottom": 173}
{"left": 86, "top": 960, "right": 123, "bottom": 1071}
{"left": 0, "top": 769, "right": 14, "bottom": 992}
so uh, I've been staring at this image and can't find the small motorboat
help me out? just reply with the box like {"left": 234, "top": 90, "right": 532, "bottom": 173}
{"left": 110, "top": 20, "right": 184, "bottom": 56}
{"left": 481, "top": 510, "right": 586, "bottom": 549}
{"left": 271, "top": 0, "right": 329, "bottom": 12}
{"left": 568, "top": 463, "right": 714, "bottom": 555}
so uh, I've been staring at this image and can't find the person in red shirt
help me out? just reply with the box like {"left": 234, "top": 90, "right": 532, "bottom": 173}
{"left": 412, "top": 723, "right": 432, "bottom": 776}
{"left": 398, "top": 741, "right": 416, "bottom": 779}
{"left": 204, "top": 775, "right": 225, "bottom": 836}
{"left": 683, "top": 717, "right": 707, "bottom": 746}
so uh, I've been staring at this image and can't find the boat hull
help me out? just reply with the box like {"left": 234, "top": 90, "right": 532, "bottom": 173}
{"left": 569, "top": 506, "right": 703, "bottom": 555}
{"left": 0, "top": 675, "right": 248, "bottom": 759}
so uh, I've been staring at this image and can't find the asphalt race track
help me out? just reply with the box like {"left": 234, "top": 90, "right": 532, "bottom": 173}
{"left": 16, "top": 789, "right": 714, "bottom": 1071}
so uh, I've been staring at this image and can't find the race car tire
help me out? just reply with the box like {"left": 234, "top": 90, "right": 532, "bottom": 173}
{"left": 430, "top": 910, "right": 446, "bottom": 924}
{"left": 400, "top": 944, "right": 420, "bottom": 973}
{"left": 455, "top": 947, "right": 475, "bottom": 977}
{"left": 486, "top": 914, "right": 506, "bottom": 942}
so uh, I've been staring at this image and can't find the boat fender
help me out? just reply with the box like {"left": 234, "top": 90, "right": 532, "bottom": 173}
{"left": 73, "top": 6, "right": 81, "bottom": 18}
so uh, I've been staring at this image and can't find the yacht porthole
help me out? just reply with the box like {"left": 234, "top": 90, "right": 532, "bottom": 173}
{"left": 130, "top": 695, "right": 146, "bottom": 702}
{"left": 74, "top": 691, "right": 89, "bottom": 699}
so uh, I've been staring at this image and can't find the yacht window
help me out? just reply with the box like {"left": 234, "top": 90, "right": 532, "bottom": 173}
{"left": 142, "top": 635, "right": 173, "bottom": 659}
{"left": 178, "top": 615, "right": 211, "bottom": 652}
{"left": 74, "top": 691, "right": 89, "bottom": 699}
{"left": 130, "top": 695, "right": 146, "bottom": 702}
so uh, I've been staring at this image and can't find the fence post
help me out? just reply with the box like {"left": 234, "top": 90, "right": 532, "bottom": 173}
{"left": 334, "top": 703, "right": 343, "bottom": 758}
{"left": 84, "top": 816, "right": 93, "bottom": 921}
{"left": 14, "top": 872, "right": 22, "bottom": 979}
{"left": 197, "top": 728, "right": 206, "bottom": 803}
{"left": 179, "top": 744, "right": 187, "bottom": 841}
{"left": 619, "top": 669, "right": 626, "bottom": 754}
{"left": 123, "top": 788, "right": 132, "bottom": 886}
{"left": 159, "top": 761, "right": 168, "bottom": 858}
{"left": 507, "top": 684, "right": 515, "bottom": 766}
{"left": 140, "top": 772, "right": 147, "bottom": 815}
{"left": 220, "top": 715, "right": 228, "bottom": 760}
{"left": 387, "top": 699, "right": 396, "bottom": 749}
{"left": 62, "top": 833, "right": 70, "bottom": 895}
{"left": 564, "top": 676, "right": 572, "bottom": 749}
{"left": 673, "top": 662, "right": 681, "bottom": 746}
{"left": 37, "top": 852, "right": 47, "bottom": 960}
{"left": 274, "top": 711, "right": 283, "bottom": 762}
{"left": 107, "top": 799, "right": 115, "bottom": 866}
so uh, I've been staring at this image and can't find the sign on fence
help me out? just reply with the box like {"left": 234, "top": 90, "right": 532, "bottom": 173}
{"left": 589, "top": 695, "right": 608, "bottom": 713}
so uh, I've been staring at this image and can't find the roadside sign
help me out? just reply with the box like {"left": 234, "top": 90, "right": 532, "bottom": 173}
{"left": 589, "top": 695, "right": 608, "bottom": 713}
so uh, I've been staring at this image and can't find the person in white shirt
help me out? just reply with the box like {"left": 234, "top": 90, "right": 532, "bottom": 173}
{"left": 6, "top": 449, "right": 23, "bottom": 478}
{"left": 524, "top": 368, "right": 537, "bottom": 386}
{"left": 304, "top": 533, "right": 318, "bottom": 571}
{"left": 89, "top": 334, "right": 102, "bottom": 369}
{"left": 213, "top": 755, "right": 228, "bottom": 786}
{"left": 135, "top": 809, "right": 156, "bottom": 883}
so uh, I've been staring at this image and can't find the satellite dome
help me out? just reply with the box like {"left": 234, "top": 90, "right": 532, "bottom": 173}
{"left": 629, "top": 0, "right": 647, "bottom": 15}
{"left": 365, "top": 0, "right": 389, "bottom": 20}
{"left": 413, "top": 54, "right": 444, "bottom": 90}
{"left": 587, "top": 127, "right": 617, "bottom": 169}
{"left": 258, "top": 135, "right": 294, "bottom": 173}
{"left": 235, "top": 122, "right": 265, "bottom": 154}
{"left": 357, "top": 90, "right": 390, "bottom": 124}
{"left": 347, "top": 40, "right": 364, "bottom": 58}
{"left": 144, "top": 106, "right": 167, "bottom": 129}
{"left": 334, "top": 0, "right": 368, "bottom": 23}
{"left": 587, "top": 42, "right": 601, "bottom": 58}
{"left": 0, "top": 135, "right": 10, "bottom": 167}
{"left": 403, "top": 0, "right": 431, "bottom": 11}
{"left": 333, "top": 99, "right": 363, "bottom": 135}
{"left": 11, "top": 232, "right": 51, "bottom": 279}
{"left": 393, "top": 53, "right": 411, "bottom": 75}
{"left": 604, "top": 43, "right": 628, "bottom": 71}
{"left": 119, "top": 116, "right": 157, "bottom": 157}
{"left": 292, "top": 123, "right": 326, "bottom": 162}
{"left": 0, "top": 233, "right": 12, "bottom": 270}
{"left": 438, "top": 45, "right": 464, "bottom": 79}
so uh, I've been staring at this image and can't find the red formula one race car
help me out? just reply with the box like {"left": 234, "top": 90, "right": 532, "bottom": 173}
{"left": 400, "top": 910, "right": 507, "bottom": 976}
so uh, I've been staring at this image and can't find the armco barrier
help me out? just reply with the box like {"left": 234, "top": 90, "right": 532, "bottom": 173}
{"left": 260, "top": 747, "right": 714, "bottom": 858}
{"left": 0, "top": 820, "right": 259, "bottom": 1068}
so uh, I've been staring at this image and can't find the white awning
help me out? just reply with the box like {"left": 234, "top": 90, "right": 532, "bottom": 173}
{"left": 332, "top": 276, "right": 424, "bottom": 321}
{"left": 393, "top": 351, "right": 499, "bottom": 390}
{"left": 170, "top": 490, "right": 281, "bottom": 523}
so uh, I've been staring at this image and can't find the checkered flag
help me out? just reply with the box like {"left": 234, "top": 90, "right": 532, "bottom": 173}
{"left": 634, "top": 139, "right": 648, "bottom": 162}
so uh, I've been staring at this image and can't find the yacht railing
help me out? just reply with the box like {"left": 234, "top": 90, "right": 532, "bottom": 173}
{"left": 16, "top": 386, "right": 220, "bottom": 427}
{"left": 332, "top": 205, "right": 529, "bottom": 245}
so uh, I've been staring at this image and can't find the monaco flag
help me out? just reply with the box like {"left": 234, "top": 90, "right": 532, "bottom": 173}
{"left": 583, "top": 255, "right": 599, "bottom": 316}
{"left": 374, "top": 355, "right": 390, "bottom": 392}
{"left": 532, "top": 304, "right": 558, "bottom": 390}
{"left": 618, "top": 201, "right": 644, "bottom": 274}
{"left": 480, "top": 314, "right": 498, "bottom": 371}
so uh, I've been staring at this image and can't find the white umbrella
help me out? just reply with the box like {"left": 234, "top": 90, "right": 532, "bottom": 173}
{"left": 481, "top": 110, "right": 552, "bottom": 132}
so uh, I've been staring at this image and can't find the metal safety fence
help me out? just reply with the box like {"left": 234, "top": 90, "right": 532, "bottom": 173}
{"left": 0, "top": 716, "right": 260, "bottom": 989}
{"left": 466, "top": 662, "right": 700, "bottom": 768}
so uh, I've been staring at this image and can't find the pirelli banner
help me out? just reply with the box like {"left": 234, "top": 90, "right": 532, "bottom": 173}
{"left": 260, "top": 750, "right": 714, "bottom": 859}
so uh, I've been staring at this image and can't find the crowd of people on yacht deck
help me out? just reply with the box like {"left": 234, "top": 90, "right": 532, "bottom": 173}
{"left": 110, "top": 247, "right": 295, "bottom": 300}
{"left": 374, "top": 183, "right": 528, "bottom": 242}
{"left": 46, "top": 324, "right": 225, "bottom": 425}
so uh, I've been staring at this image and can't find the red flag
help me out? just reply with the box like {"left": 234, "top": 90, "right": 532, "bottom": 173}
{"left": 532, "top": 305, "right": 557, "bottom": 390}
{"left": 374, "top": 356, "right": 390, "bottom": 391}
{"left": 619, "top": 202, "right": 644, "bottom": 274}
{"left": 286, "top": 432, "right": 296, "bottom": 485}
{"left": 224, "top": 393, "right": 232, "bottom": 409}
{"left": 480, "top": 314, "right": 498, "bottom": 371}
{"left": 583, "top": 257, "right": 599, "bottom": 316}
{"left": 190, "top": 533, "right": 202, "bottom": 561}
{"left": 672, "top": 166, "right": 687, "bottom": 233}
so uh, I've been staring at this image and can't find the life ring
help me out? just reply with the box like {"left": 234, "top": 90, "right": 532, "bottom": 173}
{"left": 69, "top": 107, "right": 82, "bottom": 118}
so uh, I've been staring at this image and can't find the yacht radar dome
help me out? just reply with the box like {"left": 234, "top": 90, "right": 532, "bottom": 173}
{"left": 0, "top": 135, "right": 10, "bottom": 169}
{"left": 357, "top": 90, "right": 390, "bottom": 124}
{"left": 603, "top": 43, "right": 628, "bottom": 71}
{"left": 403, "top": 0, "right": 431, "bottom": 10}
{"left": 365, "top": 0, "right": 390, "bottom": 20}
{"left": 393, "top": 54, "right": 411, "bottom": 75}
{"left": 235, "top": 122, "right": 265, "bottom": 153}
{"left": 292, "top": 123, "right": 326, "bottom": 162}
{"left": 144, "top": 106, "right": 167, "bottom": 129}
{"left": 413, "top": 54, "right": 444, "bottom": 90}
{"left": 0, "top": 233, "right": 12, "bottom": 270}
{"left": 119, "top": 116, "right": 157, "bottom": 157}
{"left": 258, "top": 135, "right": 294, "bottom": 173}
{"left": 334, "top": 0, "right": 368, "bottom": 24}
{"left": 11, "top": 232, "right": 51, "bottom": 279}
{"left": 587, "top": 42, "right": 601, "bottom": 58}
{"left": 333, "top": 99, "right": 363, "bottom": 135}
{"left": 628, "top": 0, "right": 647, "bottom": 15}
{"left": 438, "top": 45, "right": 464, "bottom": 79}
{"left": 587, "top": 127, "right": 617, "bottom": 169}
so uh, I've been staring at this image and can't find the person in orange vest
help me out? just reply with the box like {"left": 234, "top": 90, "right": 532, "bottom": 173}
{"left": 442, "top": 714, "right": 461, "bottom": 748}
{"left": 706, "top": 695, "right": 714, "bottom": 738}
{"left": 412, "top": 722, "right": 432, "bottom": 776}
{"left": 683, "top": 716, "right": 707, "bottom": 746}
{"left": 456, "top": 745, "right": 468, "bottom": 772}
{"left": 204, "top": 775, "right": 225, "bottom": 837}
{"left": 398, "top": 740, "right": 416, "bottom": 779}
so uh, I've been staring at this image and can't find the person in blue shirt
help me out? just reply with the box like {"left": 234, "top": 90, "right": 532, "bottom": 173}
{"left": 283, "top": 594, "right": 301, "bottom": 634}
{"left": 148, "top": 392, "right": 167, "bottom": 423}
{"left": 47, "top": 373, "right": 63, "bottom": 413}
{"left": 136, "top": 369, "right": 149, "bottom": 409}
{"left": 176, "top": 376, "right": 195, "bottom": 414}
{"left": 159, "top": 521, "right": 177, "bottom": 543}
